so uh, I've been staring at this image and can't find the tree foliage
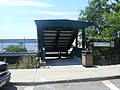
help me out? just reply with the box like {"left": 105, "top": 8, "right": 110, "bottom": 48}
{"left": 79, "top": 0, "right": 120, "bottom": 40}
{"left": 4, "top": 45, "right": 27, "bottom": 52}
{"left": 103, "top": 0, "right": 120, "bottom": 39}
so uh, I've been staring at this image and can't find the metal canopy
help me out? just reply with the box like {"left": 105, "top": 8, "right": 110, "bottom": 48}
{"left": 35, "top": 19, "right": 92, "bottom": 52}
{"left": 35, "top": 19, "right": 92, "bottom": 29}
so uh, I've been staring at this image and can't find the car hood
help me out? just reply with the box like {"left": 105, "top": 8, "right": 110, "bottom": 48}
{"left": 0, "top": 61, "right": 7, "bottom": 68}
{"left": 0, "top": 61, "right": 5, "bottom": 65}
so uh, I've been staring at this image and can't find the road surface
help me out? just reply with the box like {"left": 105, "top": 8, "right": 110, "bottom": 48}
{"left": 1, "top": 79, "right": 120, "bottom": 90}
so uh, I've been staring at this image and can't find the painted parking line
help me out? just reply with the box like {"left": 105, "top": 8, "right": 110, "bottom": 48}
{"left": 102, "top": 80, "right": 120, "bottom": 90}
{"left": 24, "top": 86, "right": 34, "bottom": 90}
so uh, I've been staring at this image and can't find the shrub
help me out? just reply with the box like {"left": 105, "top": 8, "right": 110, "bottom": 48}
{"left": 93, "top": 47, "right": 120, "bottom": 65}
{"left": 88, "top": 38, "right": 120, "bottom": 65}
{"left": 9, "top": 56, "right": 39, "bottom": 69}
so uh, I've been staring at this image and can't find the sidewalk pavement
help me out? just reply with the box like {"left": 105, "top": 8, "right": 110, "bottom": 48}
{"left": 9, "top": 64, "right": 120, "bottom": 85}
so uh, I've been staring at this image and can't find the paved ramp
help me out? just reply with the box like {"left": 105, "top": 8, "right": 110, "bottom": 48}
{"left": 47, "top": 58, "right": 82, "bottom": 66}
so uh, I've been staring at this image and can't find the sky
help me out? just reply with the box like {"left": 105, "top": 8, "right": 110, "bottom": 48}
{"left": 0, "top": 0, "right": 89, "bottom": 39}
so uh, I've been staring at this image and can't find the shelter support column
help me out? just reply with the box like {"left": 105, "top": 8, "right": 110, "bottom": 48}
{"left": 37, "top": 27, "right": 46, "bottom": 66}
{"left": 82, "top": 28, "right": 85, "bottom": 49}
{"left": 39, "top": 28, "right": 45, "bottom": 62}
{"left": 75, "top": 31, "right": 78, "bottom": 48}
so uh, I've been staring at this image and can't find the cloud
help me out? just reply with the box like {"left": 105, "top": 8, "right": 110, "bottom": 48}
{"left": 27, "top": 10, "right": 78, "bottom": 16}
{"left": 0, "top": 0, "right": 52, "bottom": 7}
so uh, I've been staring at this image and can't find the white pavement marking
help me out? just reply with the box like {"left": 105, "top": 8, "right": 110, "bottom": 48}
{"left": 24, "top": 86, "right": 34, "bottom": 90}
{"left": 102, "top": 80, "right": 120, "bottom": 90}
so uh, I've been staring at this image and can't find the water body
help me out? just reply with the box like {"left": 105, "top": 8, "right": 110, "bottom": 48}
{"left": 0, "top": 43, "right": 38, "bottom": 52}
{"left": 0, "top": 39, "right": 38, "bottom": 52}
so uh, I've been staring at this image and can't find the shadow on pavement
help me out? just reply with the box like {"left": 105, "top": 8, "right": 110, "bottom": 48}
{"left": 83, "top": 65, "right": 98, "bottom": 68}
{"left": 0, "top": 82, "right": 17, "bottom": 90}
{"left": 46, "top": 58, "right": 82, "bottom": 66}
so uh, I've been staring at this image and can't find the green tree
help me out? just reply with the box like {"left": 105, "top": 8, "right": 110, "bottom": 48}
{"left": 79, "top": 0, "right": 110, "bottom": 34}
{"left": 102, "top": 0, "right": 120, "bottom": 39}
{"left": 79, "top": 0, "right": 120, "bottom": 40}
{"left": 4, "top": 45, "right": 27, "bottom": 52}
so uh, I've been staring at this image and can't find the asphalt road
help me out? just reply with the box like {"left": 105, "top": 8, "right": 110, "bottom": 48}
{"left": 1, "top": 79, "right": 120, "bottom": 90}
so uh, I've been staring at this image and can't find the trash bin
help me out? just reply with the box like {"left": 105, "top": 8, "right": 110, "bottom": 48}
{"left": 82, "top": 50, "right": 93, "bottom": 67}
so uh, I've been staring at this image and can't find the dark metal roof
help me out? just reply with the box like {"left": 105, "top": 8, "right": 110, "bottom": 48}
{"left": 35, "top": 19, "right": 93, "bottom": 29}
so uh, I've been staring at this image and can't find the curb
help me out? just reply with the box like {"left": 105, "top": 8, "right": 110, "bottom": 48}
{"left": 10, "top": 82, "right": 34, "bottom": 86}
{"left": 10, "top": 75, "right": 120, "bottom": 86}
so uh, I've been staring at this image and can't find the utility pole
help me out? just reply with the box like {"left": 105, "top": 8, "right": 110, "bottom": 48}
{"left": 2, "top": 42, "right": 3, "bottom": 52}
{"left": 24, "top": 37, "right": 26, "bottom": 53}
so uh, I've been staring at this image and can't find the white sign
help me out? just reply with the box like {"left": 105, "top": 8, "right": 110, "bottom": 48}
{"left": 94, "top": 42, "right": 110, "bottom": 47}
{"left": 110, "top": 41, "right": 114, "bottom": 47}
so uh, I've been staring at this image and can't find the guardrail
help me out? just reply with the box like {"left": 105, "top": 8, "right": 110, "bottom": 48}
{"left": 0, "top": 53, "right": 37, "bottom": 57}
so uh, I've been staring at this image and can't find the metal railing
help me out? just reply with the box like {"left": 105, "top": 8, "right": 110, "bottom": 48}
{"left": 0, "top": 52, "right": 37, "bottom": 57}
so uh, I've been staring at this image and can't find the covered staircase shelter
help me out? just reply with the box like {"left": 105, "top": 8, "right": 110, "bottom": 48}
{"left": 35, "top": 19, "right": 92, "bottom": 64}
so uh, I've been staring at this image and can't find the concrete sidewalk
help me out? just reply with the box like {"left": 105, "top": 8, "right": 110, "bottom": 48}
{"left": 9, "top": 64, "right": 120, "bottom": 85}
